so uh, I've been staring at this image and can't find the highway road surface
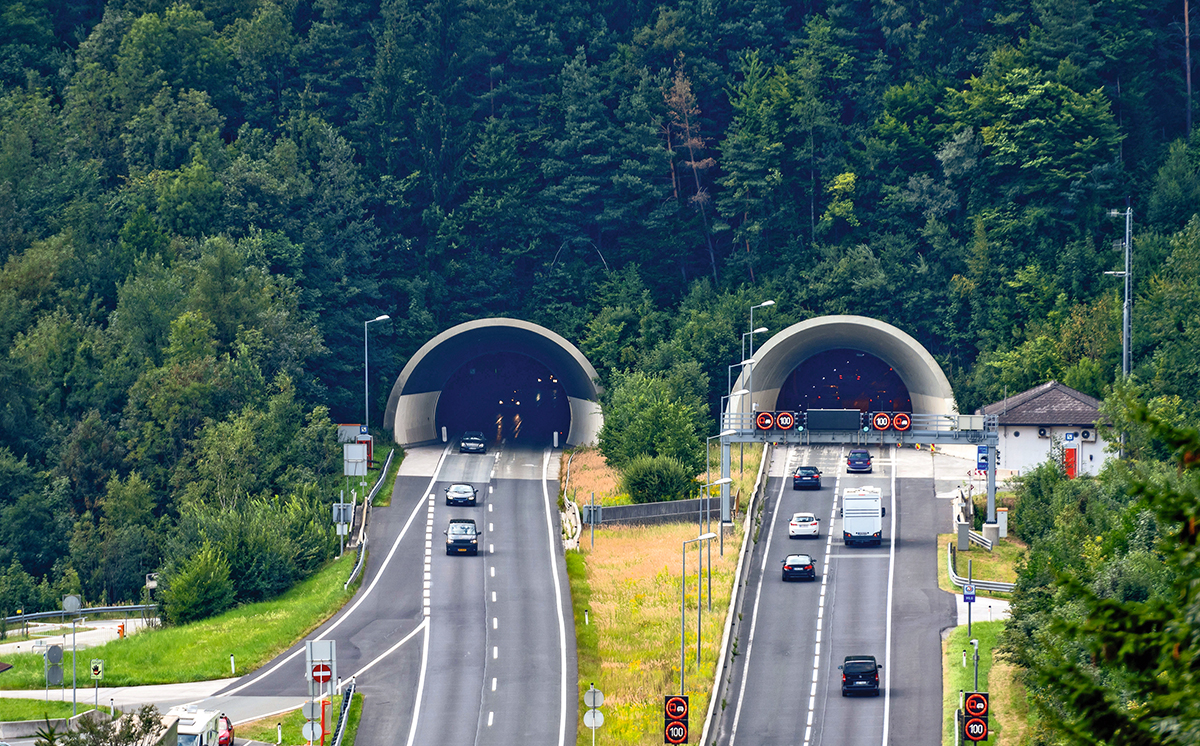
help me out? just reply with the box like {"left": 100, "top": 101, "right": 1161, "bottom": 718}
{"left": 209, "top": 441, "right": 575, "bottom": 746}
{"left": 711, "top": 444, "right": 956, "bottom": 746}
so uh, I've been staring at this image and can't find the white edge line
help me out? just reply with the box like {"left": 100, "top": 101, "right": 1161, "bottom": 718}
{"left": 220, "top": 445, "right": 452, "bottom": 697}
{"left": 543, "top": 448, "right": 569, "bottom": 746}
{"left": 728, "top": 445, "right": 788, "bottom": 745}
{"left": 699, "top": 441, "right": 772, "bottom": 745}
{"left": 342, "top": 617, "right": 427, "bottom": 684}
{"left": 405, "top": 619, "right": 431, "bottom": 746}
{"left": 882, "top": 451, "right": 897, "bottom": 746}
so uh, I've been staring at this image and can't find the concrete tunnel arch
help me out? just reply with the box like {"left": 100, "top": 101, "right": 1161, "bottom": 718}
{"left": 729, "top": 315, "right": 956, "bottom": 416}
{"left": 383, "top": 318, "right": 604, "bottom": 447}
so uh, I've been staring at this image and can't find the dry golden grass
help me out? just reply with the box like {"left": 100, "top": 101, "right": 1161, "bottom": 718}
{"left": 990, "top": 659, "right": 1031, "bottom": 745}
{"left": 565, "top": 448, "right": 626, "bottom": 505}
{"left": 570, "top": 521, "right": 744, "bottom": 745}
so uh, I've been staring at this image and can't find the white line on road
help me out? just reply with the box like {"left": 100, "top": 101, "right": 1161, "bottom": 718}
{"left": 345, "top": 617, "right": 428, "bottom": 682}
{"left": 803, "top": 466, "right": 839, "bottom": 746}
{"left": 405, "top": 621, "right": 431, "bottom": 746}
{"left": 491, "top": 678, "right": 497, "bottom": 691}
{"left": 542, "top": 448, "right": 570, "bottom": 746}
{"left": 881, "top": 452, "right": 898, "bottom": 746}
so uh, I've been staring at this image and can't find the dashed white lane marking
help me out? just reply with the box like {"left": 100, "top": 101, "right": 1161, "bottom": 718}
{"left": 489, "top": 523, "right": 494, "bottom": 531}
{"left": 488, "top": 503, "right": 493, "bottom": 512}
{"left": 488, "top": 712, "right": 494, "bottom": 727}
{"left": 489, "top": 543, "right": 494, "bottom": 554}
{"left": 491, "top": 591, "right": 497, "bottom": 602}
{"left": 492, "top": 647, "right": 498, "bottom": 659}
{"left": 490, "top": 566, "right": 495, "bottom": 577}
{"left": 424, "top": 491, "right": 436, "bottom": 617}
{"left": 492, "top": 617, "right": 498, "bottom": 630}
{"left": 802, "top": 468, "right": 839, "bottom": 746}
{"left": 491, "top": 678, "right": 497, "bottom": 691}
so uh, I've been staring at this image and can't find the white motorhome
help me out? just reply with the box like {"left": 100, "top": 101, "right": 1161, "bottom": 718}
{"left": 167, "top": 705, "right": 221, "bottom": 746}
{"left": 841, "top": 487, "right": 885, "bottom": 546}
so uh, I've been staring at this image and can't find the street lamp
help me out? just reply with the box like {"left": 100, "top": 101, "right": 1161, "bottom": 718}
{"left": 748, "top": 301, "right": 775, "bottom": 412}
{"left": 728, "top": 360, "right": 755, "bottom": 428}
{"left": 741, "top": 327, "right": 768, "bottom": 362}
{"left": 1105, "top": 207, "right": 1132, "bottom": 378}
{"left": 701, "top": 476, "right": 733, "bottom": 608}
{"left": 364, "top": 314, "right": 390, "bottom": 433}
{"left": 969, "top": 638, "right": 980, "bottom": 692}
{"left": 720, "top": 389, "right": 749, "bottom": 432}
{"left": 681, "top": 532, "right": 718, "bottom": 694}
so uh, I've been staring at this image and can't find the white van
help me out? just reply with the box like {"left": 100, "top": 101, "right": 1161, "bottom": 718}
{"left": 167, "top": 705, "right": 221, "bottom": 746}
{"left": 841, "top": 487, "right": 885, "bottom": 546}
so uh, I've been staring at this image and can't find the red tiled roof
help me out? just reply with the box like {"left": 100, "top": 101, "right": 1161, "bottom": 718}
{"left": 975, "top": 381, "right": 1101, "bottom": 426}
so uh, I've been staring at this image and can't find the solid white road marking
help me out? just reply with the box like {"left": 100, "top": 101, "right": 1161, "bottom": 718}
{"left": 882, "top": 452, "right": 898, "bottom": 746}
{"left": 542, "top": 448, "right": 570, "bottom": 746}
{"left": 404, "top": 621, "right": 431, "bottom": 746}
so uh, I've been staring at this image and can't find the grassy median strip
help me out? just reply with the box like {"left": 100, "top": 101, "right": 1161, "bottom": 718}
{"left": 0, "top": 553, "right": 359, "bottom": 689}
{"left": 237, "top": 692, "right": 363, "bottom": 746}
{"left": 936, "top": 533, "right": 1025, "bottom": 600}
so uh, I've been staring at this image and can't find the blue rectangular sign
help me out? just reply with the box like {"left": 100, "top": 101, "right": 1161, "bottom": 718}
{"left": 976, "top": 445, "right": 988, "bottom": 472}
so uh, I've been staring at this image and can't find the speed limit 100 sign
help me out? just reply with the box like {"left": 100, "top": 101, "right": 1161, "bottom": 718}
{"left": 964, "top": 716, "right": 988, "bottom": 742}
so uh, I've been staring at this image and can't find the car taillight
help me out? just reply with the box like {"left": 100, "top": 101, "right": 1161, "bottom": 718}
{"left": 784, "top": 565, "right": 792, "bottom": 570}
{"left": 804, "top": 565, "right": 812, "bottom": 570}
{"left": 842, "top": 673, "right": 846, "bottom": 683}
{"left": 874, "top": 672, "right": 879, "bottom": 682}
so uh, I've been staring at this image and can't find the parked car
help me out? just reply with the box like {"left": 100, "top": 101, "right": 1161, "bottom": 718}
{"left": 781, "top": 553, "right": 816, "bottom": 581}
{"left": 839, "top": 655, "right": 882, "bottom": 696}
{"left": 445, "top": 483, "right": 478, "bottom": 506}
{"left": 791, "top": 466, "right": 822, "bottom": 490}
{"left": 445, "top": 519, "right": 480, "bottom": 555}
{"left": 788, "top": 512, "right": 820, "bottom": 539}
{"left": 459, "top": 431, "right": 487, "bottom": 453}
{"left": 846, "top": 449, "right": 873, "bottom": 473}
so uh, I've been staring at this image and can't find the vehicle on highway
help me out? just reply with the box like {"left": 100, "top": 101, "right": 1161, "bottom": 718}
{"left": 781, "top": 553, "right": 816, "bottom": 581}
{"left": 792, "top": 465, "right": 822, "bottom": 489}
{"left": 445, "top": 483, "right": 478, "bottom": 506}
{"left": 788, "top": 512, "right": 820, "bottom": 538}
{"left": 841, "top": 487, "right": 884, "bottom": 546}
{"left": 217, "top": 715, "right": 234, "bottom": 746}
{"left": 168, "top": 705, "right": 222, "bottom": 746}
{"left": 846, "top": 449, "right": 873, "bottom": 473}
{"left": 459, "top": 431, "right": 487, "bottom": 453}
{"left": 445, "top": 518, "right": 480, "bottom": 555}
{"left": 838, "top": 655, "right": 882, "bottom": 696}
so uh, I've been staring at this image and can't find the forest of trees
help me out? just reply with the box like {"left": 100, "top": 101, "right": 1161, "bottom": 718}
{"left": 4, "top": 0, "right": 1200, "bottom": 737}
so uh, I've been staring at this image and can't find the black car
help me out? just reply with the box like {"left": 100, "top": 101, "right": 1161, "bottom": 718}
{"left": 445, "top": 483, "right": 478, "bottom": 506}
{"left": 781, "top": 553, "right": 816, "bottom": 581}
{"left": 459, "top": 431, "right": 487, "bottom": 454}
{"left": 445, "top": 519, "right": 480, "bottom": 555}
{"left": 792, "top": 466, "right": 822, "bottom": 490}
{"left": 839, "top": 655, "right": 882, "bottom": 696}
{"left": 846, "top": 449, "right": 873, "bottom": 473}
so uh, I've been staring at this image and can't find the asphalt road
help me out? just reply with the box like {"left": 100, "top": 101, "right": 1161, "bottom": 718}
{"left": 712, "top": 444, "right": 956, "bottom": 746}
{"left": 208, "top": 442, "right": 575, "bottom": 746}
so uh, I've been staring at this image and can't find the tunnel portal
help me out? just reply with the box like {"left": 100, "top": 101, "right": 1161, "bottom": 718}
{"left": 775, "top": 349, "right": 912, "bottom": 413}
{"left": 436, "top": 352, "right": 571, "bottom": 445}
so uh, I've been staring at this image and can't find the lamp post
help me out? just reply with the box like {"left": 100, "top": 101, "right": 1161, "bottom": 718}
{"left": 969, "top": 638, "right": 980, "bottom": 692}
{"left": 741, "top": 327, "right": 768, "bottom": 364}
{"left": 748, "top": 301, "right": 775, "bottom": 412}
{"left": 1105, "top": 207, "right": 1132, "bottom": 378}
{"left": 701, "top": 476, "right": 733, "bottom": 608}
{"left": 728, "top": 360, "right": 755, "bottom": 428}
{"left": 681, "top": 532, "right": 718, "bottom": 694}
{"left": 364, "top": 314, "right": 390, "bottom": 433}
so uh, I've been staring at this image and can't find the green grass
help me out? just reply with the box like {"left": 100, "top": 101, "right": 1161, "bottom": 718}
{"left": 937, "top": 534, "right": 1025, "bottom": 599}
{"left": 237, "top": 692, "right": 362, "bottom": 745}
{"left": 369, "top": 445, "right": 402, "bottom": 507}
{"left": 0, "top": 698, "right": 113, "bottom": 722}
{"left": 0, "top": 553, "right": 359, "bottom": 690}
{"left": 942, "top": 621, "right": 1005, "bottom": 746}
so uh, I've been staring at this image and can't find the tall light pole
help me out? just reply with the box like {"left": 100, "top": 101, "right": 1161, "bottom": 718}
{"left": 741, "top": 327, "right": 768, "bottom": 364}
{"left": 364, "top": 314, "right": 390, "bottom": 432}
{"left": 701, "top": 476, "right": 733, "bottom": 608}
{"left": 1105, "top": 207, "right": 1132, "bottom": 378}
{"left": 748, "top": 301, "right": 774, "bottom": 413}
{"left": 681, "top": 532, "right": 717, "bottom": 694}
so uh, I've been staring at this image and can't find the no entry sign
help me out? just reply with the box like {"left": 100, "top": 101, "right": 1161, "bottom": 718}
{"left": 311, "top": 663, "right": 333, "bottom": 683}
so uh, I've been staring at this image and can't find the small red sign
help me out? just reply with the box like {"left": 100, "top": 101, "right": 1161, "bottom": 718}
{"left": 312, "top": 663, "right": 332, "bottom": 683}
{"left": 776, "top": 412, "right": 795, "bottom": 430}
{"left": 965, "top": 692, "right": 989, "bottom": 717}
{"left": 755, "top": 412, "right": 775, "bottom": 430}
{"left": 891, "top": 412, "right": 912, "bottom": 431}
{"left": 872, "top": 412, "right": 892, "bottom": 430}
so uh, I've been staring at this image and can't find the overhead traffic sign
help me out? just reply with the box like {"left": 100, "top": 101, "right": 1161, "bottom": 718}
{"left": 872, "top": 412, "right": 891, "bottom": 430}
{"left": 775, "top": 411, "right": 795, "bottom": 430}
{"left": 891, "top": 412, "right": 911, "bottom": 431}
{"left": 755, "top": 412, "right": 774, "bottom": 430}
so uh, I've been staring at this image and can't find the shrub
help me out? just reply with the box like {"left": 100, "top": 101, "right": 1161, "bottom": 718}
{"left": 621, "top": 455, "right": 695, "bottom": 504}
{"left": 160, "top": 541, "right": 234, "bottom": 624}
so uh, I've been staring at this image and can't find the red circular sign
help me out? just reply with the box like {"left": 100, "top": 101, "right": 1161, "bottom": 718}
{"left": 312, "top": 663, "right": 332, "bottom": 683}
{"left": 964, "top": 716, "right": 988, "bottom": 742}
{"left": 891, "top": 412, "right": 912, "bottom": 431}
{"left": 776, "top": 412, "right": 795, "bottom": 430}
{"left": 872, "top": 412, "right": 892, "bottom": 430}
{"left": 665, "top": 696, "right": 688, "bottom": 719}
{"left": 755, "top": 412, "right": 775, "bottom": 430}
{"left": 964, "top": 692, "right": 988, "bottom": 716}
{"left": 665, "top": 722, "right": 688, "bottom": 745}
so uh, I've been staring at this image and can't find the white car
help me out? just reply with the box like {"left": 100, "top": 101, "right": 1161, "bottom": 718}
{"left": 789, "top": 512, "right": 820, "bottom": 538}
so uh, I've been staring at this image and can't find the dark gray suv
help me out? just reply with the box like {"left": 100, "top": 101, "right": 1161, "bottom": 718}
{"left": 445, "top": 519, "right": 480, "bottom": 555}
{"left": 839, "top": 655, "right": 882, "bottom": 696}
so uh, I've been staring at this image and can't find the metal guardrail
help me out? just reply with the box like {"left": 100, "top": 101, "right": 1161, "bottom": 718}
{"left": 3, "top": 604, "right": 157, "bottom": 625}
{"left": 966, "top": 529, "right": 993, "bottom": 551}
{"left": 330, "top": 677, "right": 356, "bottom": 746}
{"left": 946, "top": 542, "right": 1015, "bottom": 593}
{"left": 344, "top": 448, "right": 395, "bottom": 591}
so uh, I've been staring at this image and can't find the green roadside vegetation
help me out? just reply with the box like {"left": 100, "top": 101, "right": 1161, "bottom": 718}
{"left": 0, "top": 699, "right": 115, "bottom": 722}
{"left": 237, "top": 692, "right": 363, "bottom": 746}
{"left": 366, "top": 442, "right": 403, "bottom": 508}
{"left": 565, "top": 444, "right": 762, "bottom": 745}
{"left": 0, "top": 553, "right": 359, "bottom": 690}
{"left": 941, "top": 622, "right": 1031, "bottom": 746}
{"left": 936, "top": 533, "right": 1026, "bottom": 600}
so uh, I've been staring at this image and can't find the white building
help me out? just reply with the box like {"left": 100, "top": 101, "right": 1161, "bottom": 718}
{"left": 977, "top": 381, "right": 1112, "bottom": 478}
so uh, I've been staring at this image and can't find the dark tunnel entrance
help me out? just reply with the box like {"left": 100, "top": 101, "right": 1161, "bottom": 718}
{"left": 775, "top": 349, "right": 912, "bottom": 413}
{"left": 436, "top": 351, "right": 571, "bottom": 446}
